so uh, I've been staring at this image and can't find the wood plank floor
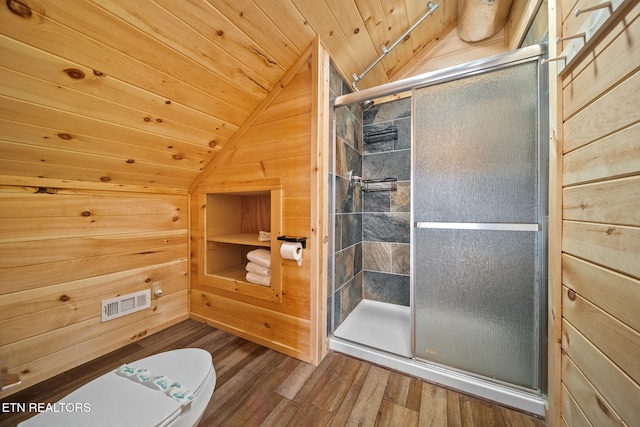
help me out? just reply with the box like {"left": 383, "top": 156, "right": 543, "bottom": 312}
{"left": 0, "top": 319, "right": 547, "bottom": 427}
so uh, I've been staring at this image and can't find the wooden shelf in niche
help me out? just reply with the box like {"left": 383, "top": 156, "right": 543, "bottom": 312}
{"left": 199, "top": 179, "right": 282, "bottom": 303}
{"left": 208, "top": 233, "right": 271, "bottom": 247}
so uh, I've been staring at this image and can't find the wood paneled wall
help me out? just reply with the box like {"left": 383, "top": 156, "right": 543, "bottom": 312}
{"left": 0, "top": 0, "right": 458, "bottom": 192}
{"left": 391, "top": 27, "right": 507, "bottom": 80}
{"left": 506, "top": 0, "right": 545, "bottom": 49}
{"left": 0, "top": 177, "right": 189, "bottom": 397}
{"left": 557, "top": 0, "right": 640, "bottom": 425}
{"left": 189, "top": 41, "right": 327, "bottom": 366}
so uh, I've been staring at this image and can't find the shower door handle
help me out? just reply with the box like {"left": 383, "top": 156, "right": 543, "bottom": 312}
{"left": 414, "top": 222, "right": 540, "bottom": 232}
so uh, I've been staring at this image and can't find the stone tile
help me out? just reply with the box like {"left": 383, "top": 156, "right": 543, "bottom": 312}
{"left": 394, "top": 117, "right": 411, "bottom": 151}
{"left": 334, "top": 214, "right": 341, "bottom": 252}
{"left": 327, "top": 252, "right": 334, "bottom": 285}
{"left": 341, "top": 213, "right": 362, "bottom": 249}
{"left": 335, "top": 106, "right": 359, "bottom": 149}
{"left": 335, "top": 242, "right": 362, "bottom": 287}
{"left": 362, "top": 123, "right": 396, "bottom": 153}
{"left": 363, "top": 191, "right": 390, "bottom": 213}
{"left": 363, "top": 212, "right": 410, "bottom": 243}
{"left": 329, "top": 62, "right": 345, "bottom": 97}
{"left": 391, "top": 244, "right": 411, "bottom": 276}
{"left": 343, "top": 80, "right": 354, "bottom": 100}
{"left": 363, "top": 140, "right": 394, "bottom": 154}
{"left": 391, "top": 182, "right": 410, "bottom": 212}
{"left": 363, "top": 97, "right": 411, "bottom": 125}
{"left": 331, "top": 290, "right": 341, "bottom": 331}
{"left": 334, "top": 245, "right": 354, "bottom": 287}
{"left": 362, "top": 150, "right": 410, "bottom": 181}
{"left": 363, "top": 271, "right": 410, "bottom": 306}
{"left": 354, "top": 242, "right": 362, "bottom": 276}
{"left": 346, "top": 144, "right": 362, "bottom": 179}
{"left": 335, "top": 175, "right": 362, "bottom": 214}
{"left": 335, "top": 139, "right": 362, "bottom": 178}
{"left": 339, "top": 272, "right": 363, "bottom": 323}
{"left": 347, "top": 101, "right": 362, "bottom": 124}
{"left": 362, "top": 241, "right": 391, "bottom": 272}
{"left": 335, "top": 139, "right": 346, "bottom": 177}
{"left": 353, "top": 184, "right": 363, "bottom": 214}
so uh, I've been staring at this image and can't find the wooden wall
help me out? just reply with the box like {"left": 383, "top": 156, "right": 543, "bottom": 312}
{"left": 557, "top": 0, "right": 640, "bottom": 425}
{"left": 506, "top": 0, "right": 546, "bottom": 49}
{"left": 392, "top": 26, "right": 508, "bottom": 80}
{"left": 394, "top": 0, "right": 545, "bottom": 80}
{"left": 189, "top": 41, "right": 328, "bottom": 366}
{"left": 0, "top": 0, "right": 458, "bottom": 190}
{"left": 0, "top": 178, "right": 189, "bottom": 397}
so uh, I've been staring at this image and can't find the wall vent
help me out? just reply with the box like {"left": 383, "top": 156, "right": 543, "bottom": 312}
{"left": 101, "top": 289, "right": 151, "bottom": 322}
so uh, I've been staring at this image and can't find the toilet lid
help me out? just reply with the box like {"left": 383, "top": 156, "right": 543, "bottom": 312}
{"left": 19, "top": 348, "right": 213, "bottom": 427}
{"left": 133, "top": 348, "right": 213, "bottom": 398}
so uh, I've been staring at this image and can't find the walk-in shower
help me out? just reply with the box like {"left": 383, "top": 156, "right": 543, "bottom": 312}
{"left": 328, "top": 44, "right": 548, "bottom": 416}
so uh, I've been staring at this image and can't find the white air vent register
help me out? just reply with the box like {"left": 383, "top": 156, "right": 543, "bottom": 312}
{"left": 101, "top": 289, "right": 151, "bottom": 322}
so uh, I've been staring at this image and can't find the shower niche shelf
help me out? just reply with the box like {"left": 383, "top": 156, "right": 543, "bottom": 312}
{"left": 363, "top": 177, "right": 397, "bottom": 193}
{"left": 198, "top": 178, "right": 282, "bottom": 303}
{"left": 364, "top": 125, "right": 398, "bottom": 145}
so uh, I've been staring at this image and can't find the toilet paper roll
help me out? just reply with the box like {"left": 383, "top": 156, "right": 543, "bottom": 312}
{"left": 280, "top": 242, "right": 303, "bottom": 266}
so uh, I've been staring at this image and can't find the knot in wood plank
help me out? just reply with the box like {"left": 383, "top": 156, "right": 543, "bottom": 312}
{"left": 63, "top": 68, "right": 85, "bottom": 80}
{"left": 7, "top": 0, "right": 32, "bottom": 18}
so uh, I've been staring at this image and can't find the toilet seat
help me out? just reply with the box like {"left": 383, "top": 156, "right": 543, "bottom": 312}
{"left": 20, "top": 348, "right": 215, "bottom": 427}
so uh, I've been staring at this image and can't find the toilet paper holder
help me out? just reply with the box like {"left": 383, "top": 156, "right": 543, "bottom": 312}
{"left": 277, "top": 235, "right": 306, "bottom": 249}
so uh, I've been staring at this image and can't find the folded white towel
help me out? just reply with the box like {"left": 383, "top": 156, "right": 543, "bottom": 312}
{"left": 258, "top": 231, "right": 271, "bottom": 242}
{"left": 247, "top": 248, "right": 271, "bottom": 268}
{"left": 246, "top": 261, "right": 270, "bottom": 276}
{"left": 246, "top": 272, "right": 270, "bottom": 286}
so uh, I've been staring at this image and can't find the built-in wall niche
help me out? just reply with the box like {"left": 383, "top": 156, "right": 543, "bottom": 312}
{"left": 198, "top": 178, "right": 282, "bottom": 302}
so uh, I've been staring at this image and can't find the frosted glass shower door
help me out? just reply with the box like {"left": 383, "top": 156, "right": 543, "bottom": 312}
{"left": 413, "top": 60, "right": 542, "bottom": 390}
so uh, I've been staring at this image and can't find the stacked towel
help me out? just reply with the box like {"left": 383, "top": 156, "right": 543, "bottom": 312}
{"left": 258, "top": 230, "right": 271, "bottom": 242}
{"left": 247, "top": 248, "right": 271, "bottom": 267}
{"left": 246, "top": 249, "right": 271, "bottom": 286}
{"left": 246, "top": 262, "right": 270, "bottom": 276}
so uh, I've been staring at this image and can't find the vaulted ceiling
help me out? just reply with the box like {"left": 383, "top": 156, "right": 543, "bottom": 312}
{"left": 0, "top": 0, "right": 459, "bottom": 190}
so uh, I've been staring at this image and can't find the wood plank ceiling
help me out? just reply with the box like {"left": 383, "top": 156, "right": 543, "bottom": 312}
{"left": 0, "top": 0, "right": 456, "bottom": 189}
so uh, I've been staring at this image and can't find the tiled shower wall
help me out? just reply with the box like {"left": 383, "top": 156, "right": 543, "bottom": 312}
{"left": 361, "top": 99, "right": 411, "bottom": 306}
{"left": 330, "top": 62, "right": 363, "bottom": 328}
{"left": 329, "top": 62, "right": 412, "bottom": 331}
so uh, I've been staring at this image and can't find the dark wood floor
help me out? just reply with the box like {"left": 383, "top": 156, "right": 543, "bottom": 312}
{"left": 1, "top": 319, "right": 546, "bottom": 427}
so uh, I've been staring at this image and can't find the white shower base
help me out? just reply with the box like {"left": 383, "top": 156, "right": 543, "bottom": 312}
{"left": 330, "top": 299, "right": 546, "bottom": 417}
{"left": 334, "top": 299, "right": 411, "bottom": 357}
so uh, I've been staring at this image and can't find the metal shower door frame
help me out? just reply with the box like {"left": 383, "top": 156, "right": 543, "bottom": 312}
{"left": 408, "top": 47, "right": 549, "bottom": 395}
{"left": 331, "top": 43, "right": 549, "bottom": 406}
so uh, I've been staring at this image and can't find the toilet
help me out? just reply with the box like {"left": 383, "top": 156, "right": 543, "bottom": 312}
{"left": 20, "top": 348, "right": 216, "bottom": 427}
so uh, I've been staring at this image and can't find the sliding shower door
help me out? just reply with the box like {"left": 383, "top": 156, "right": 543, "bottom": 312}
{"left": 412, "top": 59, "right": 544, "bottom": 390}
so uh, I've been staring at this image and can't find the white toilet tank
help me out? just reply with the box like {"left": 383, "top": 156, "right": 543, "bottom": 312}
{"left": 19, "top": 348, "right": 216, "bottom": 427}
